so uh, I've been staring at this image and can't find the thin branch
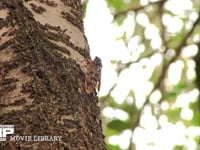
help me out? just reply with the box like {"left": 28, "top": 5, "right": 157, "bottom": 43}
{"left": 128, "top": 12, "right": 200, "bottom": 150}
{"left": 159, "top": 1, "right": 169, "bottom": 52}
{"left": 100, "top": 82, "right": 117, "bottom": 104}
{"left": 113, "top": 50, "right": 160, "bottom": 75}
{"left": 114, "top": 5, "right": 145, "bottom": 19}
{"left": 114, "top": 0, "right": 166, "bottom": 19}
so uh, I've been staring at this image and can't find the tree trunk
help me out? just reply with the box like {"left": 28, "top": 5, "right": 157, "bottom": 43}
{"left": 194, "top": 43, "right": 200, "bottom": 112}
{"left": 0, "top": 0, "right": 105, "bottom": 149}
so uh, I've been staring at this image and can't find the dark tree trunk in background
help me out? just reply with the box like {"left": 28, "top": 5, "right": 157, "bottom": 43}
{"left": 194, "top": 43, "right": 200, "bottom": 113}
{"left": 0, "top": 0, "right": 105, "bottom": 149}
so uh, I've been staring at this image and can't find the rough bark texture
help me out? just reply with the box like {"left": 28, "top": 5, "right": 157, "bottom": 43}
{"left": 0, "top": 0, "right": 105, "bottom": 149}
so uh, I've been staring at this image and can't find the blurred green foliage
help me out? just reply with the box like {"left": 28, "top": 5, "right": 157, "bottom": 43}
{"left": 82, "top": 0, "right": 200, "bottom": 149}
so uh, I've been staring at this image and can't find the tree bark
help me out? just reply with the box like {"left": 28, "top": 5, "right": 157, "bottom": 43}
{"left": 0, "top": 0, "right": 105, "bottom": 149}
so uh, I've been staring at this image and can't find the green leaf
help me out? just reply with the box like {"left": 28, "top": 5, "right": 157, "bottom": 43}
{"left": 173, "top": 145, "right": 184, "bottom": 150}
{"left": 81, "top": 0, "right": 89, "bottom": 18}
{"left": 107, "top": 0, "right": 124, "bottom": 12}
{"left": 114, "top": 15, "right": 127, "bottom": 26}
{"left": 168, "top": 30, "right": 185, "bottom": 48}
{"left": 104, "top": 127, "right": 120, "bottom": 137}
{"left": 165, "top": 107, "right": 182, "bottom": 123}
{"left": 194, "top": 136, "right": 200, "bottom": 145}
{"left": 106, "top": 144, "right": 121, "bottom": 150}
{"left": 107, "top": 119, "right": 130, "bottom": 132}
{"left": 134, "top": 22, "right": 145, "bottom": 37}
{"left": 149, "top": 64, "right": 162, "bottom": 83}
{"left": 165, "top": 91, "right": 178, "bottom": 100}
{"left": 190, "top": 101, "right": 200, "bottom": 126}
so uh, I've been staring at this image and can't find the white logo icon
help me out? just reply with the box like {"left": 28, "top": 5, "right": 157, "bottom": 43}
{"left": 0, "top": 125, "right": 14, "bottom": 141}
